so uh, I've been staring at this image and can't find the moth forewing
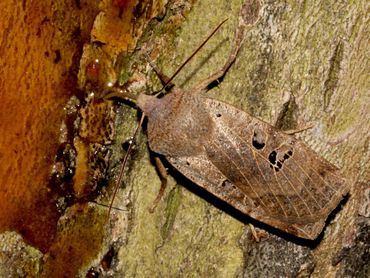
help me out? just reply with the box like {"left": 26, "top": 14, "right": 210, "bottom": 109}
{"left": 165, "top": 95, "right": 349, "bottom": 240}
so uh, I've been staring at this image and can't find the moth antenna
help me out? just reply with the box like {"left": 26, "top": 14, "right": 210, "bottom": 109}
{"left": 107, "top": 113, "right": 145, "bottom": 220}
{"left": 158, "top": 18, "right": 229, "bottom": 94}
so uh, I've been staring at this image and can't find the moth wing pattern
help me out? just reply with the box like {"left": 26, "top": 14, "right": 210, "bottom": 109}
{"left": 168, "top": 96, "right": 349, "bottom": 240}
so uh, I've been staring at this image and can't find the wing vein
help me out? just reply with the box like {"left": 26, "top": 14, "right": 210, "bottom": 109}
{"left": 283, "top": 165, "right": 324, "bottom": 209}
{"left": 225, "top": 126, "right": 304, "bottom": 218}
{"left": 299, "top": 147, "right": 340, "bottom": 193}
{"left": 221, "top": 126, "right": 297, "bottom": 217}
{"left": 289, "top": 155, "right": 332, "bottom": 200}
{"left": 251, "top": 148, "right": 287, "bottom": 216}
{"left": 209, "top": 141, "right": 270, "bottom": 211}
{"left": 272, "top": 169, "right": 301, "bottom": 217}
{"left": 279, "top": 169, "right": 314, "bottom": 216}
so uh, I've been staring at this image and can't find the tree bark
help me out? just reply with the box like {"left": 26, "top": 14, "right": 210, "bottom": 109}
{"left": 101, "top": 0, "right": 369, "bottom": 277}
{"left": 0, "top": 0, "right": 368, "bottom": 277}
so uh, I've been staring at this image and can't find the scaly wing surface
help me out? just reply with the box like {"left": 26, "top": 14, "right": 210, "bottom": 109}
{"left": 168, "top": 97, "right": 349, "bottom": 239}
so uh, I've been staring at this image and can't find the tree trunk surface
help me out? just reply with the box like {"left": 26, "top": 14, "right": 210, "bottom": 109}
{"left": 98, "top": 0, "right": 369, "bottom": 277}
{"left": 0, "top": 0, "right": 368, "bottom": 277}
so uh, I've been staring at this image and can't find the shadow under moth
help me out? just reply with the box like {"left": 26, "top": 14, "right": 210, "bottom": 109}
{"left": 108, "top": 15, "right": 350, "bottom": 241}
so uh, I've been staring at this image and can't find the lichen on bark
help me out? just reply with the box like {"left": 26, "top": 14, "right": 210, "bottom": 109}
{"left": 105, "top": 0, "right": 369, "bottom": 277}
{"left": 1, "top": 0, "right": 368, "bottom": 277}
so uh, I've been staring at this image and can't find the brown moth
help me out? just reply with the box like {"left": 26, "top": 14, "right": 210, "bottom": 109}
{"left": 111, "top": 18, "right": 349, "bottom": 240}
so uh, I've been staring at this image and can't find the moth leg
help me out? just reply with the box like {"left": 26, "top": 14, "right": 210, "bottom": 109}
{"left": 248, "top": 224, "right": 260, "bottom": 242}
{"left": 248, "top": 224, "right": 269, "bottom": 242}
{"left": 284, "top": 123, "right": 314, "bottom": 135}
{"left": 148, "top": 156, "right": 168, "bottom": 213}
{"left": 193, "top": 22, "right": 245, "bottom": 92}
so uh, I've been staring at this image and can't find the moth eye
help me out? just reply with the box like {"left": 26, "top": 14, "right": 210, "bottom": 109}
{"left": 216, "top": 113, "right": 222, "bottom": 117}
{"left": 251, "top": 129, "right": 266, "bottom": 150}
{"left": 186, "top": 161, "right": 190, "bottom": 166}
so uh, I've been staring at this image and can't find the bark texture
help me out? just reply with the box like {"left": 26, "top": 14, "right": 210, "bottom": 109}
{"left": 0, "top": 0, "right": 368, "bottom": 277}
{"left": 101, "top": 0, "right": 369, "bottom": 277}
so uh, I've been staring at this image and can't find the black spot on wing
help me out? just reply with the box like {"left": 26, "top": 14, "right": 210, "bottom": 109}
{"left": 268, "top": 148, "right": 294, "bottom": 172}
{"left": 251, "top": 129, "right": 266, "bottom": 150}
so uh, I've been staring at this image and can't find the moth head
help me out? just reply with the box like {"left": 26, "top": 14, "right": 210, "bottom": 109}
{"left": 137, "top": 93, "right": 161, "bottom": 116}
